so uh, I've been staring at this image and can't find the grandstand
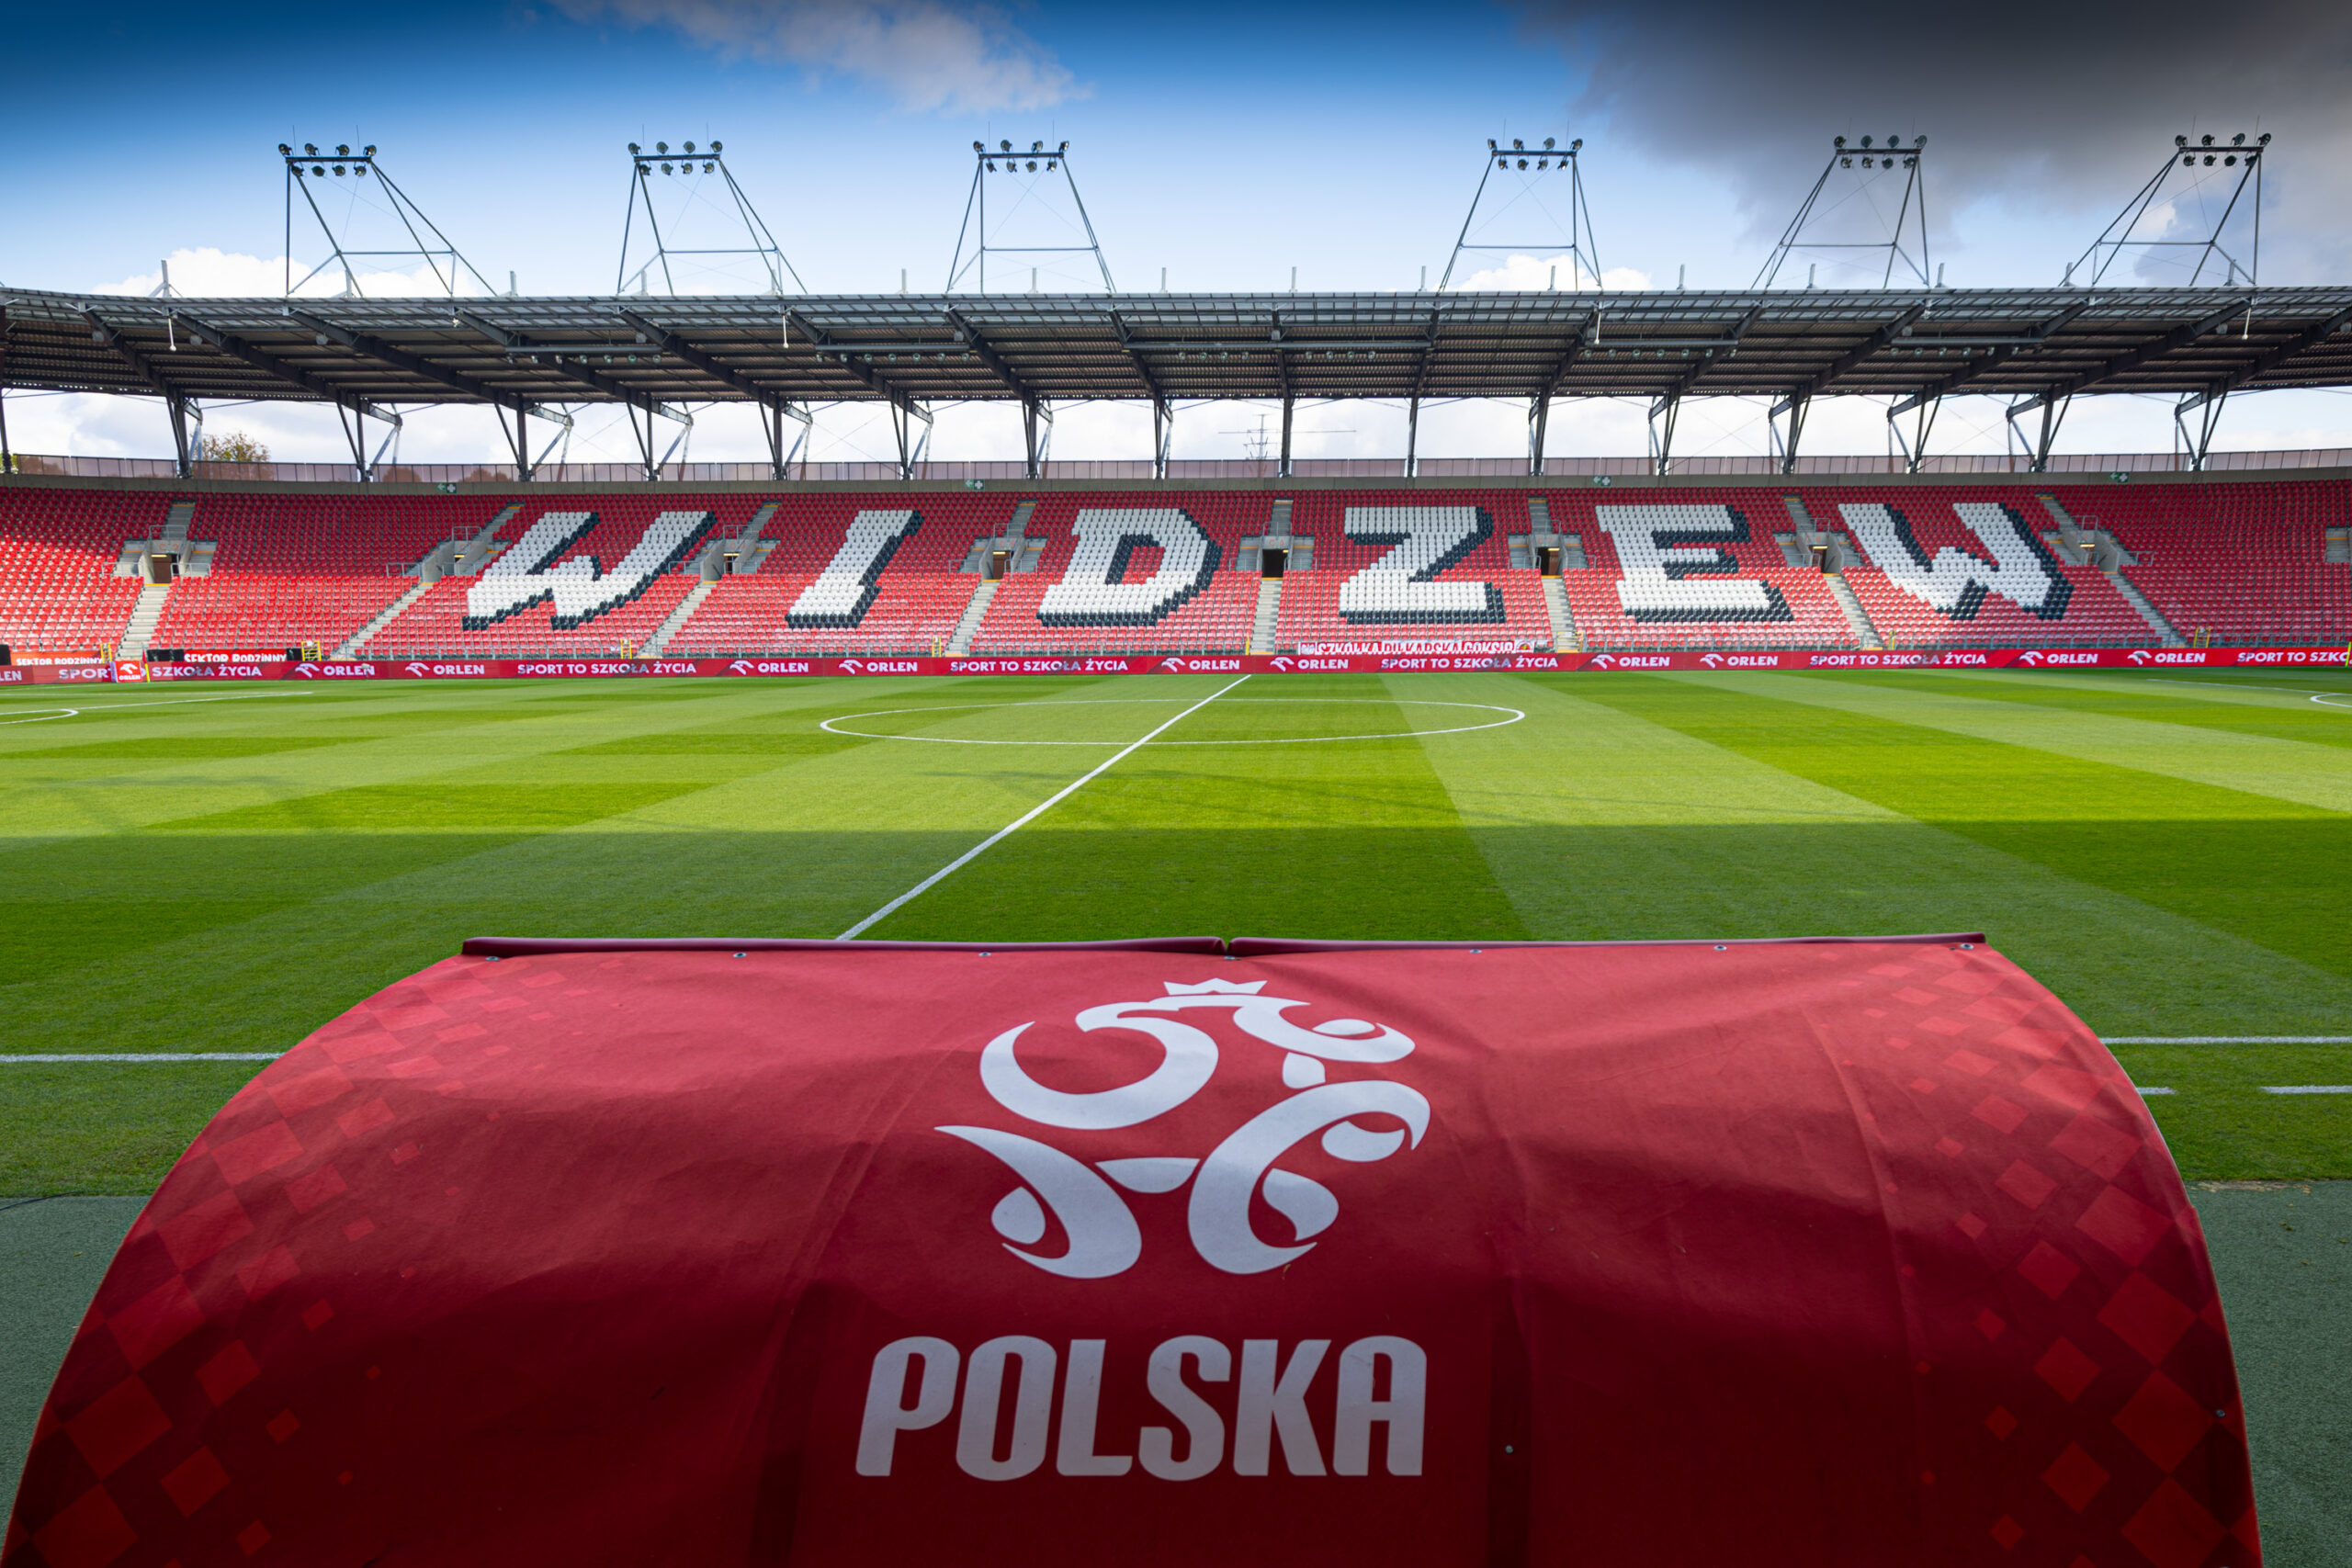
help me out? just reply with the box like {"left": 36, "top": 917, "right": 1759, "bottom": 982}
{"left": 1, "top": 472, "right": 2343, "bottom": 660}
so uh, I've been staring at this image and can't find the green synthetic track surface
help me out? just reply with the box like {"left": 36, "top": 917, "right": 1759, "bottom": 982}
{"left": 4, "top": 668, "right": 2348, "bottom": 1532}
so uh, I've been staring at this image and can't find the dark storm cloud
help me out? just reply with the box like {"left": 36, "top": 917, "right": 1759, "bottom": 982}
{"left": 1518, "top": 0, "right": 2352, "bottom": 278}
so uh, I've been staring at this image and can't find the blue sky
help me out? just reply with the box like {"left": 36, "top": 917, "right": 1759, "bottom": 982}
{"left": 6, "top": 0, "right": 2350, "bottom": 467}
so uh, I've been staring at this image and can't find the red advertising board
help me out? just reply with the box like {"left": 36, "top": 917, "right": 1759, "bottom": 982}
{"left": 6, "top": 936, "right": 2256, "bottom": 1566}
{"left": 9, "top": 648, "right": 2342, "bottom": 689}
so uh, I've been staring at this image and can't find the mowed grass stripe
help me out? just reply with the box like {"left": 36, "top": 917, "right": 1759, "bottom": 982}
{"left": 872, "top": 676, "right": 1529, "bottom": 942}
{"left": 0, "top": 678, "right": 968, "bottom": 1056}
{"left": 1690, "top": 669, "right": 2352, "bottom": 816}
{"left": 1413, "top": 672, "right": 2352, "bottom": 1040}
{"left": 1561, "top": 671, "right": 2352, "bottom": 994}
{"left": 1832, "top": 669, "right": 2352, "bottom": 752}
{"left": 0, "top": 678, "right": 1250, "bottom": 1082}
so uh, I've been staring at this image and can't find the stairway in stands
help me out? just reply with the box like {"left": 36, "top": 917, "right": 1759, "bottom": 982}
{"left": 642, "top": 583, "right": 715, "bottom": 656}
{"left": 1541, "top": 577, "right": 1580, "bottom": 650}
{"left": 945, "top": 580, "right": 999, "bottom": 655}
{"left": 1250, "top": 578, "right": 1282, "bottom": 652}
{"left": 119, "top": 582, "right": 170, "bottom": 658}
{"left": 2039, "top": 493, "right": 2181, "bottom": 646}
{"left": 1824, "top": 575, "right": 1884, "bottom": 649}
{"left": 334, "top": 584, "right": 430, "bottom": 659}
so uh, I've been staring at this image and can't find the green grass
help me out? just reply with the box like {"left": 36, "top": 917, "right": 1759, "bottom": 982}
{"left": 3, "top": 667, "right": 2348, "bottom": 1192}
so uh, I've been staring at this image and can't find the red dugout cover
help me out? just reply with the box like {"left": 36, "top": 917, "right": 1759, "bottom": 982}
{"left": 6, "top": 939, "right": 2256, "bottom": 1567}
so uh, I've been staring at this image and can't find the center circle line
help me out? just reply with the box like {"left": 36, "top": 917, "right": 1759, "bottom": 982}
{"left": 818, "top": 697, "right": 1526, "bottom": 747}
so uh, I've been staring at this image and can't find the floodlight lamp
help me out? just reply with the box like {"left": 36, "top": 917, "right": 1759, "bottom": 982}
{"left": 1571, "top": 139, "right": 1582, "bottom": 150}
{"left": 2259, "top": 132, "right": 2271, "bottom": 143}
{"left": 1046, "top": 160, "right": 1057, "bottom": 170}
{"left": 1544, "top": 137, "right": 1555, "bottom": 149}
{"left": 277, "top": 143, "right": 291, "bottom": 154}
{"left": 2182, "top": 155, "right": 2195, "bottom": 166}
{"left": 1487, "top": 139, "right": 1497, "bottom": 150}
{"left": 684, "top": 141, "right": 695, "bottom": 152}
{"left": 313, "top": 164, "right": 326, "bottom": 176}
{"left": 974, "top": 141, "right": 984, "bottom": 152}
{"left": 1000, "top": 140, "right": 1012, "bottom": 151}
{"left": 1032, "top": 141, "right": 1043, "bottom": 152}
{"left": 1537, "top": 159, "right": 1547, "bottom": 169}
{"left": 334, "top": 164, "right": 345, "bottom": 175}
{"left": 1518, "top": 158, "right": 1528, "bottom": 168}
{"left": 703, "top": 161, "right": 714, "bottom": 173}
{"left": 1497, "top": 157, "right": 1508, "bottom": 167}
{"left": 2225, "top": 155, "right": 2236, "bottom": 165}
{"left": 363, "top": 145, "right": 375, "bottom": 156}
{"left": 337, "top": 144, "right": 349, "bottom": 156}
{"left": 1834, "top": 135, "right": 1846, "bottom": 147}
{"left": 2175, "top": 134, "right": 2188, "bottom": 147}
{"left": 629, "top": 142, "right": 641, "bottom": 153}
{"left": 1027, "top": 159, "right": 1037, "bottom": 170}
{"left": 986, "top": 161, "right": 997, "bottom": 172}
{"left": 1904, "top": 155, "right": 1917, "bottom": 168}
{"left": 1912, "top": 134, "right": 1927, "bottom": 148}
{"left": 1512, "top": 139, "right": 1523, "bottom": 150}
{"left": 2201, "top": 134, "right": 2213, "bottom": 145}
{"left": 710, "top": 140, "right": 721, "bottom": 152}
{"left": 662, "top": 162, "right": 673, "bottom": 174}
{"left": 354, "top": 165, "right": 367, "bottom": 176}
{"left": 657, "top": 141, "right": 669, "bottom": 152}
{"left": 1059, "top": 141, "right": 1069, "bottom": 152}
{"left": 1860, "top": 136, "right": 1872, "bottom": 148}
{"left": 1840, "top": 156, "right": 1852, "bottom": 168}
{"left": 2233, "top": 132, "right": 2245, "bottom": 145}
{"left": 305, "top": 143, "right": 318, "bottom": 154}
{"left": 2204, "top": 154, "right": 2215, "bottom": 165}
{"left": 638, "top": 164, "right": 650, "bottom": 175}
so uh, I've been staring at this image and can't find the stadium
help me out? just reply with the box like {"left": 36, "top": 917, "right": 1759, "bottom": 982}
{"left": 3, "top": 6, "right": 2349, "bottom": 1564}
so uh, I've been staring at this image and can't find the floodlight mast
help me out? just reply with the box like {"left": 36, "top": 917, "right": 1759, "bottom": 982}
{"left": 1756, "top": 134, "right": 1932, "bottom": 289}
{"left": 1438, "top": 136, "right": 1600, "bottom": 292}
{"left": 2067, "top": 132, "right": 2268, "bottom": 290}
{"left": 279, "top": 143, "right": 495, "bottom": 299}
{"left": 616, "top": 140, "right": 804, "bottom": 297}
{"left": 947, "top": 141, "right": 1115, "bottom": 293}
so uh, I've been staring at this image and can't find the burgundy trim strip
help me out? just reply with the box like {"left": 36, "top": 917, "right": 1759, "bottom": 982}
{"left": 1227, "top": 933, "right": 1987, "bottom": 955}
{"left": 460, "top": 936, "right": 1230, "bottom": 957}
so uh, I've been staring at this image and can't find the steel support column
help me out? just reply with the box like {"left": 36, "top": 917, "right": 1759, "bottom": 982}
{"left": 2175, "top": 388, "right": 2228, "bottom": 471}
{"left": 1405, "top": 395, "right": 1420, "bottom": 479}
{"left": 1023, "top": 399, "right": 1052, "bottom": 479}
{"left": 893, "top": 401, "right": 933, "bottom": 480}
{"left": 1772, "top": 392, "right": 1811, "bottom": 474}
{"left": 1889, "top": 395, "right": 1939, "bottom": 476}
{"left": 1529, "top": 392, "right": 1550, "bottom": 478}
{"left": 1648, "top": 394, "right": 1680, "bottom": 477}
{"left": 1150, "top": 399, "right": 1172, "bottom": 481}
{"left": 167, "top": 399, "right": 198, "bottom": 478}
{"left": 769, "top": 399, "right": 812, "bottom": 481}
{"left": 1279, "top": 395, "right": 1295, "bottom": 479}
{"left": 2007, "top": 394, "right": 2070, "bottom": 474}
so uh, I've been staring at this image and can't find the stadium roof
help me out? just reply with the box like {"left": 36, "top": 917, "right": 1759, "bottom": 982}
{"left": 6, "top": 286, "right": 2352, "bottom": 417}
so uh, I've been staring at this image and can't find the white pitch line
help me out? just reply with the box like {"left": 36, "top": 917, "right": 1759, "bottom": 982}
{"left": 836, "top": 674, "right": 1253, "bottom": 940}
{"left": 2102, "top": 1036, "right": 2352, "bottom": 1044}
{"left": 2259, "top": 1085, "right": 2352, "bottom": 1095}
{"left": 0, "top": 1053, "right": 284, "bottom": 1063}
{"left": 2136, "top": 1087, "right": 2177, "bottom": 1096}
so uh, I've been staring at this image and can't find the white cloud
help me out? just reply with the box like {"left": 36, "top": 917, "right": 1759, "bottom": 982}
{"left": 97, "top": 247, "right": 471, "bottom": 299}
{"left": 1455, "top": 254, "right": 1651, "bottom": 292}
{"left": 552, "top": 0, "right": 1080, "bottom": 113}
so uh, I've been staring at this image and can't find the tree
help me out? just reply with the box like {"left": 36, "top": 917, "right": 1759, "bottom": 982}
{"left": 198, "top": 431, "right": 270, "bottom": 464}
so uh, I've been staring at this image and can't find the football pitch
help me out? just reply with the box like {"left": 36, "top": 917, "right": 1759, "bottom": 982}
{"left": 4, "top": 665, "right": 2351, "bottom": 1548}
{"left": 3, "top": 665, "right": 2350, "bottom": 1192}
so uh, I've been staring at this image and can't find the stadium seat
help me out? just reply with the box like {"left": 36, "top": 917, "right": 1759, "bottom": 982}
{"left": 2, "top": 480, "right": 2342, "bottom": 660}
